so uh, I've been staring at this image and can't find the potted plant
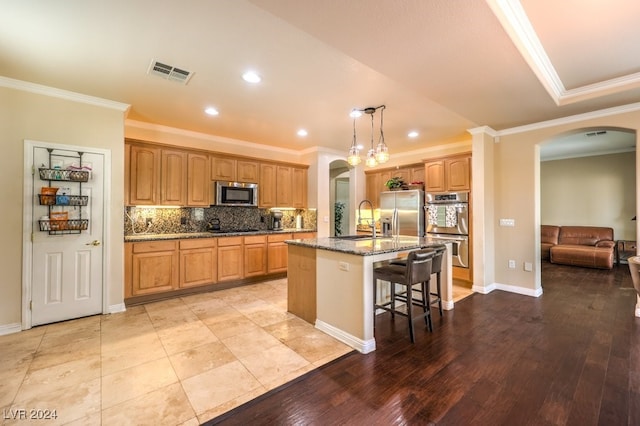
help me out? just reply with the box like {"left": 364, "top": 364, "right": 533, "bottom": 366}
{"left": 385, "top": 176, "right": 406, "bottom": 191}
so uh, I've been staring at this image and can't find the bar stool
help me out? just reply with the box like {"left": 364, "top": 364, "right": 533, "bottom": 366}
{"left": 373, "top": 249, "right": 436, "bottom": 343}
{"left": 390, "top": 244, "right": 446, "bottom": 316}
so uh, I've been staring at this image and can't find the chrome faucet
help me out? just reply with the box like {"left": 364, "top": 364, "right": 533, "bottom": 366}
{"left": 358, "top": 199, "right": 377, "bottom": 239}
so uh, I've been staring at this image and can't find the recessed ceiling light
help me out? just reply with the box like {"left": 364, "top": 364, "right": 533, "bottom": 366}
{"left": 242, "top": 71, "right": 261, "bottom": 83}
{"left": 408, "top": 131, "right": 419, "bottom": 138}
{"left": 204, "top": 107, "right": 219, "bottom": 116}
{"left": 350, "top": 110, "right": 363, "bottom": 118}
{"left": 297, "top": 129, "right": 308, "bottom": 137}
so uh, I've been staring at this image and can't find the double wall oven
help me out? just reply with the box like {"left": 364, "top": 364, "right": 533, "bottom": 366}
{"left": 425, "top": 191, "right": 469, "bottom": 268}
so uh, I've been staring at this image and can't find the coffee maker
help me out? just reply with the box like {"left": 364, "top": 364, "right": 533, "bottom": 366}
{"left": 270, "top": 210, "right": 283, "bottom": 230}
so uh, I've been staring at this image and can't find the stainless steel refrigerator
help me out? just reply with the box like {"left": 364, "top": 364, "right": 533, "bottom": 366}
{"left": 379, "top": 189, "right": 425, "bottom": 237}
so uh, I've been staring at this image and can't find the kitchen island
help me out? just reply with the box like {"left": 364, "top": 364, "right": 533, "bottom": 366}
{"left": 285, "top": 236, "right": 453, "bottom": 354}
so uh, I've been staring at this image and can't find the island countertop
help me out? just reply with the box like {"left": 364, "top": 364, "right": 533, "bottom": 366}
{"left": 285, "top": 235, "right": 447, "bottom": 256}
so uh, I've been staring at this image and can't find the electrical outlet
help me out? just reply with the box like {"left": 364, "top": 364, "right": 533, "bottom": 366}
{"left": 508, "top": 259, "right": 516, "bottom": 269}
{"left": 524, "top": 262, "right": 533, "bottom": 272}
{"left": 180, "top": 217, "right": 187, "bottom": 225}
{"left": 146, "top": 218, "right": 152, "bottom": 226}
{"left": 338, "top": 261, "right": 350, "bottom": 271}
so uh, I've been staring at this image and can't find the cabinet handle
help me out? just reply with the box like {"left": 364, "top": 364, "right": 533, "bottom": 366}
{"left": 85, "top": 240, "right": 101, "bottom": 246}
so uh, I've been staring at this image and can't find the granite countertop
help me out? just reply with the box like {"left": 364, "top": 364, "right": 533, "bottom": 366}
{"left": 125, "top": 228, "right": 316, "bottom": 242}
{"left": 285, "top": 236, "right": 448, "bottom": 256}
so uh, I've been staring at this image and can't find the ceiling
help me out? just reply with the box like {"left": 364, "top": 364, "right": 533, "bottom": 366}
{"left": 1, "top": 0, "right": 638, "bottom": 160}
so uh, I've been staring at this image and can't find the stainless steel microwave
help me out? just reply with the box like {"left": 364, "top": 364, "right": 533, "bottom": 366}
{"left": 212, "top": 181, "right": 258, "bottom": 206}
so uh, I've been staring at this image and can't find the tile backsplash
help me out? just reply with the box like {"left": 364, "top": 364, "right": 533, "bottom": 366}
{"left": 124, "top": 206, "right": 316, "bottom": 235}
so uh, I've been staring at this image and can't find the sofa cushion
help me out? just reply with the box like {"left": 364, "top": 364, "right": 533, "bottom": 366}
{"left": 550, "top": 244, "right": 614, "bottom": 269}
{"left": 557, "top": 226, "right": 614, "bottom": 246}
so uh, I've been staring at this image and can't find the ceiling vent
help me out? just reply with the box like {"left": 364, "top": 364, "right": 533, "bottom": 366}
{"left": 147, "top": 59, "right": 194, "bottom": 84}
{"left": 586, "top": 131, "right": 607, "bottom": 137}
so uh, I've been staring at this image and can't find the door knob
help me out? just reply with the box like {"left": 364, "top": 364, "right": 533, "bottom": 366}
{"left": 85, "top": 240, "right": 101, "bottom": 246}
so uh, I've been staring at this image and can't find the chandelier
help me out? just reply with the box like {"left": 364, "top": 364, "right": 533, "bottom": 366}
{"left": 346, "top": 105, "right": 389, "bottom": 167}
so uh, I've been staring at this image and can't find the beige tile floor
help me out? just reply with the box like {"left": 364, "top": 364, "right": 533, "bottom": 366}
{"left": 0, "top": 279, "right": 352, "bottom": 425}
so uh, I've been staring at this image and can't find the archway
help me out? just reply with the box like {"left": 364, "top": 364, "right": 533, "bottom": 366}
{"left": 329, "top": 159, "right": 351, "bottom": 237}
{"left": 537, "top": 126, "right": 636, "bottom": 280}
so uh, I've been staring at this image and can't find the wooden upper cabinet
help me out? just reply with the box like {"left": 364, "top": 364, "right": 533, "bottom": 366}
{"left": 393, "top": 168, "right": 411, "bottom": 186}
{"left": 211, "top": 156, "right": 236, "bottom": 181}
{"left": 129, "top": 144, "right": 160, "bottom": 205}
{"left": 259, "top": 163, "right": 277, "bottom": 207}
{"left": 446, "top": 156, "right": 471, "bottom": 191}
{"left": 237, "top": 160, "right": 259, "bottom": 183}
{"left": 425, "top": 154, "right": 471, "bottom": 192}
{"left": 365, "top": 172, "right": 381, "bottom": 208}
{"left": 425, "top": 160, "right": 446, "bottom": 192}
{"left": 187, "top": 153, "right": 210, "bottom": 206}
{"left": 410, "top": 166, "right": 425, "bottom": 184}
{"left": 276, "top": 166, "right": 293, "bottom": 207}
{"left": 292, "top": 167, "right": 307, "bottom": 208}
{"left": 160, "top": 149, "right": 187, "bottom": 205}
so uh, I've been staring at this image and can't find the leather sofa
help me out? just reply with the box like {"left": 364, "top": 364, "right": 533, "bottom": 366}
{"left": 542, "top": 225, "right": 615, "bottom": 269}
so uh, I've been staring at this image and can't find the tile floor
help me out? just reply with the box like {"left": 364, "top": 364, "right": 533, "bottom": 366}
{"left": 0, "top": 279, "right": 353, "bottom": 425}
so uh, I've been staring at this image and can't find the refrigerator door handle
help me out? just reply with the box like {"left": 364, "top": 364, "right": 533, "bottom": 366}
{"left": 392, "top": 208, "right": 399, "bottom": 237}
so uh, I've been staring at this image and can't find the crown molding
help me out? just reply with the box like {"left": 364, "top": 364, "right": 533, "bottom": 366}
{"left": 488, "top": 0, "right": 640, "bottom": 106}
{"left": 495, "top": 101, "right": 640, "bottom": 136}
{"left": 0, "top": 75, "right": 130, "bottom": 112}
{"left": 125, "top": 119, "right": 302, "bottom": 156}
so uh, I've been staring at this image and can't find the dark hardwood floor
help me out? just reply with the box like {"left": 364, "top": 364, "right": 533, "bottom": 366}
{"left": 204, "top": 262, "right": 640, "bottom": 426}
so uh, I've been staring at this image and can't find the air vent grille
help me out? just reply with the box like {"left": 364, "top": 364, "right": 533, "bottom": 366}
{"left": 147, "top": 60, "right": 193, "bottom": 84}
{"left": 586, "top": 131, "right": 607, "bottom": 137}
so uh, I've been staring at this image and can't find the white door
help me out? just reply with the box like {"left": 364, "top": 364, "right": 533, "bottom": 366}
{"left": 30, "top": 145, "right": 104, "bottom": 326}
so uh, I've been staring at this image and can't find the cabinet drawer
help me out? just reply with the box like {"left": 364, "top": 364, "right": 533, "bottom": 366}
{"left": 217, "top": 236, "right": 243, "bottom": 246}
{"left": 180, "top": 238, "right": 216, "bottom": 250}
{"left": 293, "top": 232, "right": 316, "bottom": 239}
{"left": 268, "top": 233, "right": 292, "bottom": 243}
{"left": 244, "top": 235, "right": 267, "bottom": 245}
{"left": 132, "top": 240, "right": 177, "bottom": 253}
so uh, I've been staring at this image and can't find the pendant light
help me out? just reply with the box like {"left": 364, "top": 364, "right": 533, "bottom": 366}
{"left": 375, "top": 106, "right": 389, "bottom": 164}
{"left": 346, "top": 104, "right": 389, "bottom": 167}
{"left": 347, "top": 117, "right": 361, "bottom": 166}
{"left": 365, "top": 108, "right": 378, "bottom": 167}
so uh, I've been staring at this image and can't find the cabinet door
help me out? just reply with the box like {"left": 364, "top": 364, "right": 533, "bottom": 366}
{"left": 292, "top": 167, "right": 307, "bottom": 208}
{"left": 217, "top": 237, "right": 243, "bottom": 281}
{"left": 394, "top": 168, "right": 411, "bottom": 186}
{"left": 180, "top": 239, "right": 216, "bottom": 288}
{"left": 130, "top": 241, "right": 178, "bottom": 296}
{"left": 410, "top": 165, "right": 425, "bottom": 184}
{"left": 365, "top": 172, "right": 381, "bottom": 208}
{"left": 379, "top": 170, "right": 392, "bottom": 193}
{"left": 211, "top": 156, "right": 236, "bottom": 181}
{"left": 129, "top": 144, "right": 160, "bottom": 205}
{"left": 268, "top": 234, "right": 292, "bottom": 273}
{"left": 259, "top": 163, "right": 277, "bottom": 207}
{"left": 276, "top": 166, "right": 293, "bottom": 207}
{"left": 425, "top": 160, "right": 446, "bottom": 192}
{"left": 446, "top": 156, "right": 470, "bottom": 191}
{"left": 187, "top": 153, "right": 210, "bottom": 206}
{"left": 244, "top": 245, "right": 267, "bottom": 277}
{"left": 161, "top": 149, "right": 187, "bottom": 205}
{"left": 237, "top": 160, "right": 259, "bottom": 183}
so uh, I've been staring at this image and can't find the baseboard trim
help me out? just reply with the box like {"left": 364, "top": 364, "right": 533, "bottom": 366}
{"left": 108, "top": 303, "right": 127, "bottom": 314}
{"left": 0, "top": 322, "right": 22, "bottom": 336}
{"left": 472, "top": 282, "right": 543, "bottom": 298}
{"left": 315, "top": 319, "right": 375, "bottom": 354}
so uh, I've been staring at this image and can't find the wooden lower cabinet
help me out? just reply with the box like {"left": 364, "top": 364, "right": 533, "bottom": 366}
{"left": 268, "top": 233, "right": 292, "bottom": 273}
{"left": 217, "top": 236, "right": 244, "bottom": 282}
{"left": 243, "top": 235, "right": 267, "bottom": 277}
{"left": 287, "top": 244, "right": 316, "bottom": 324}
{"left": 179, "top": 239, "right": 216, "bottom": 288}
{"left": 127, "top": 241, "right": 179, "bottom": 297}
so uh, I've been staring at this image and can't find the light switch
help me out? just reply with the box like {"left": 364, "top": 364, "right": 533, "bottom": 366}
{"left": 500, "top": 219, "right": 515, "bottom": 227}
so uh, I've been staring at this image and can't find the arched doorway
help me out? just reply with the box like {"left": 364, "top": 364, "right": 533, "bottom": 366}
{"left": 329, "top": 159, "right": 350, "bottom": 236}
